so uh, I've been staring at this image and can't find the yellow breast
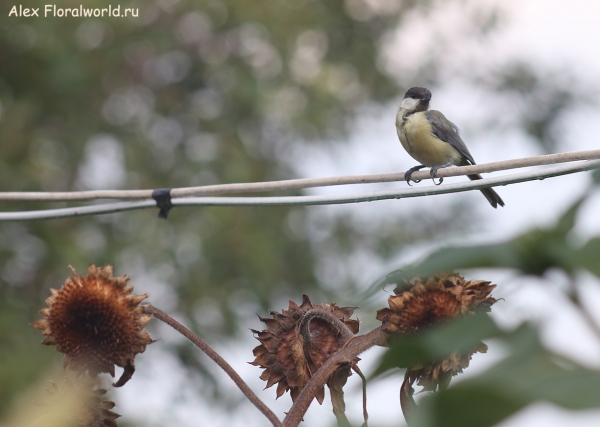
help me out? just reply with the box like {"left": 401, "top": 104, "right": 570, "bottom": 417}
{"left": 397, "top": 112, "right": 462, "bottom": 167}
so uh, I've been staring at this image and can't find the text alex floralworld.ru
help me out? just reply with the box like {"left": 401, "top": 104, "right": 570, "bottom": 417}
{"left": 8, "top": 5, "right": 139, "bottom": 18}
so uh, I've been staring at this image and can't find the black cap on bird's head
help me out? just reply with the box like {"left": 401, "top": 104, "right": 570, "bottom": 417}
{"left": 400, "top": 87, "right": 431, "bottom": 114}
{"left": 403, "top": 87, "right": 432, "bottom": 101}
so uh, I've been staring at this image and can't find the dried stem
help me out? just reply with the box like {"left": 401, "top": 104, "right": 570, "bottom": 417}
{"left": 141, "top": 304, "right": 281, "bottom": 427}
{"left": 283, "top": 327, "right": 387, "bottom": 427}
{"left": 299, "top": 308, "right": 356, "bottom": 345}
{"left": 400, "top": 372, "right": 418, "bottom": 426}
{"left": 352, "top": 365, "right": 369, "bottom": 427}
{"left": 299, "top": 307, "right": 358, "bottom": 423}
{"left": 329, "top": 366, "right": 352, "bottom": 427}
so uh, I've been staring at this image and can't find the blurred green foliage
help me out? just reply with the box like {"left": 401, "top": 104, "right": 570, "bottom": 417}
{"left": 413, "top": 323, "right": 600, "bottom": 427}
{"left": 374, "top": 179, "right": 600, "bottom": 427}
{"left": 373, "top": 190, "right": 596, "bottom": 289}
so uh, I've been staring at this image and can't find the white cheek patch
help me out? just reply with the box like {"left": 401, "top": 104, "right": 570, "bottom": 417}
{"left": 401, "top": 97, "right": 419, "bottom": 111}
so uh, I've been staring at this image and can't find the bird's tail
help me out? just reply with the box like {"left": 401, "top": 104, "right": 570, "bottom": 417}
{"left": 467, "top": 174, "right": 505, "bottom": 209}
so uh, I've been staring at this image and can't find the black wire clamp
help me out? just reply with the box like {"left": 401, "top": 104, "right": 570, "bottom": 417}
{"left": 152, "top": 188, "right": 173, "bottom": 219}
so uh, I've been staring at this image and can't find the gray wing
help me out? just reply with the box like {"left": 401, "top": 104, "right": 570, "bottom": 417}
{"left": 425, "top": 110, "right": 475, "bottom": 165}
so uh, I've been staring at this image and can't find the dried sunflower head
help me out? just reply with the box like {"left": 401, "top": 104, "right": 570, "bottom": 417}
{"left": 250, "top": 294, "right": 359, "bottom": 404}
{"left": 35, "top": 376, "right": 120, "bottom": 427}
{"left": 376, "top": 273, "right": 497, "bottom": 392}
{"left": 33, "top": 265, "right": 153, "bottom": 387}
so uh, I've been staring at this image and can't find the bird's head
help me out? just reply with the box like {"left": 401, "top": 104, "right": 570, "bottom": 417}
{"left": 400, "top": 87, "right": 432, "bottom": 114}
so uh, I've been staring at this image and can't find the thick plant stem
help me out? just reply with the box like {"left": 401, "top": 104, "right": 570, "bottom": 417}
{"left": 283, "top": 327, "right": 387, "bottom": 427}
{"left": 142, "top": 304, "right": 281, "bottom": 427}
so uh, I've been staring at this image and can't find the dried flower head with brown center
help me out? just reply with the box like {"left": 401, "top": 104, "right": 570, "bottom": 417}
{"left": 250, "top": 294, "right": 360, "bottom": 404}
{"left": 376, "top": 273, "right": 497, "bottom": 392}
{"left": 36, "top": 376, "right": 120, "bottom": 427}
{"left": 33, "top": 265, "right": 153, "bottom": 387}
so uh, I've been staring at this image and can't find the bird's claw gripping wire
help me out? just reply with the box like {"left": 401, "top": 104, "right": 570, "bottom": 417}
{"left": 430, "top": 162, "right": 453, "bottom": 186}
{"left": 404, "top": 165, "right": 426, "bottom": 186}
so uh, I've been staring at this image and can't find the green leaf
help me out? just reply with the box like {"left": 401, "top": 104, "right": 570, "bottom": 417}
{"left": 507, "top": 229, "right": 570, "bottom": 275}
{"left": 378, "top": 243, "right": 518, "bottom": 288}
{"left": 371, "top": 195, "right": 588, "bottom": 286}
{"left": 410, "top": 385, "right": 526, "bottom": 427}
{"left": 373, "top": 314, "right": 502, "bottom": 377}
{"left": 554, "top": 195, "right": 585, "bottom": 236}
{"left": 593, "top": 167, "right": 600, "bottom": 184}
{"left": 373, "top": 335, "right": 429, "bottom": 376}
{"left": 535, "top": 369, "right": 600, "bottom": 409}
{"left": 409, "top": 325, "right": 600, "bottom": 427}
{"left": 576, "top": 237, "right": 600, "bottom": 278}
{"left": 424, "top": 313, "right": 503, "bottom": 355}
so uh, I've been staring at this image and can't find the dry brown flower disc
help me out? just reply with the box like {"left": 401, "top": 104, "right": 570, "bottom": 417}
{"left": 250, "top": 294, "right": 360, "bottom": 404}
{"left": 33, "top": 264, "right": 153, "bottom": 387}
{"left": 376, "top": 273, "right": 497, "bottom": 392}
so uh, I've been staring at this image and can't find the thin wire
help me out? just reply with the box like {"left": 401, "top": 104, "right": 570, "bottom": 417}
{"left": 1, "top": 159, "right": 598, "bottom": 222}
{"left": 1, "top": 149, "right": 599, "bottom": 201}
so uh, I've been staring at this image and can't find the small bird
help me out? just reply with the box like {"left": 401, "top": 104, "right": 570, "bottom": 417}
{"left": 396, "top": 87, "right": 505, "bottom": 208}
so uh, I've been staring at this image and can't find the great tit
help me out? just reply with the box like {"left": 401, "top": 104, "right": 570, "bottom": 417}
{"left": 396, "top": 87, "right": 504, "bottom": 208}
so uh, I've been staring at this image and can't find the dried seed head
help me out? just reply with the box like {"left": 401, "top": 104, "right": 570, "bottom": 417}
{"left": 33, "top": 265, "right": 153, "bottom": 387}
{"left": 376, "top": 273, "right": 497, "bottom": 392}
{"left": 250, "top": 294, "right": 359, "bottom": 404}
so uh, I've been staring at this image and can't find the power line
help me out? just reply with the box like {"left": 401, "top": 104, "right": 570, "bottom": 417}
{"left": 1, "top": 150, "right": 599, "bottom": 202}
{"left": 1, "top": 158, "right": 598, "bottom": 222}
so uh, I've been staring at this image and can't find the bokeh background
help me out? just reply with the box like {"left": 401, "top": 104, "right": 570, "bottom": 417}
{"left": 1, "top": 0, "right": 600, "bottom": 426}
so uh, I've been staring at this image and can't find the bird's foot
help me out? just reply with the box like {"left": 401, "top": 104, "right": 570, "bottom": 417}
{"left": 405, "top": 165, "right": 426, "bottom": 186}
{"left": 430, "top": 162, "right": 453, "bottom": 186}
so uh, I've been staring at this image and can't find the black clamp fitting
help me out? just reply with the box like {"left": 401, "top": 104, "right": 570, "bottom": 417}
{"left": 152, "top": 188, "right": 173, "bottom": 219}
